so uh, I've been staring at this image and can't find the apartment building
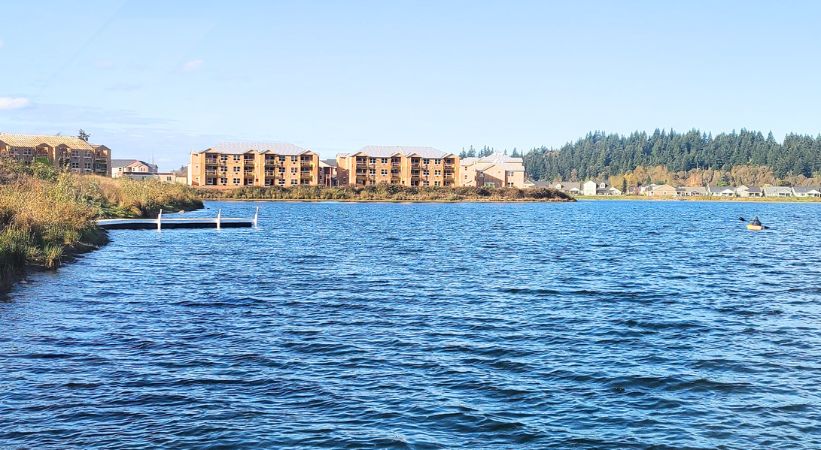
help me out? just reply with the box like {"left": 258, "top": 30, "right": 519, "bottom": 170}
{"left": 112, "top": 159, "right": 158, "bottom": 178}
{"left": 0, "top": 133, "right": 111, "bottom": 176}
{"left": 188, "top": 142, "right": 320, "bottom": 188}
{"left": 336, "top": 146, "right": 459, "bottom": 187}
{"left": 459, "top": 153, "right": 526, "bottom": 188}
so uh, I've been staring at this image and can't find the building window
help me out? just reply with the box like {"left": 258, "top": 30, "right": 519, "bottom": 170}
{"left": 423, "top": 180, "right": 429, "bottom": 186}
{"left": 434, "top": 159, "right": 441, "bottom": 164}
{"left": 291, "top": 179, "right": 298, "bottom": 185}
{"left": 381, "top": 169, "right": 388, "bottom": 176}
{"left": 233, "top": 155, "right": 241, "bottom": 161}
{"left": 291, "top": 156, "right": 298, "bottom": 162}
{"left": 369, "top": 157, "right": 376, "bottom": 164}
{"left": 423, "top": 170, "right": 429, "bottom": 176}
{"left": 369, "top": 169, "right": 376, "bottom": 176}
{"left": 233, "top": 166, "right": 240, "bottom": 172}
{"left": 279, "top": 156, "right": 286, "bottom": 162}
{"left": 434, "top": 170, "right": 441, "bottom": 176}
{"left": 434, "top": 181, "right": 440, "bottom": 186}
{"left": 381, "top": 158, "right": 388, "bottom": 164}
{"left": 291, "top": 167, "right": 297, "bottom": 174}
{"left": 278, "top": 179, "right": 285, "bottom": 186}
{"left": 233, "top": 178, "right": 240, "bottom": 185}
{"left": 423, "top": 159, "right": 430, "bottom": 164}
{"left": 220, "top": 177, "right": 228, "bottom": 185}
{"left": 279, "top": 167, "right": 285, "bottom": 173}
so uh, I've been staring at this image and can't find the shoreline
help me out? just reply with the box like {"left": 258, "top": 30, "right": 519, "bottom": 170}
{"left": 200, "top": 198, "right": 574, "bottom": 204}
{"left": 572, "top": 195, "right": 821, "bottom": 203}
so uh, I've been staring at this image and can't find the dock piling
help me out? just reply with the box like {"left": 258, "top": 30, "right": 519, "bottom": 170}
{"left": 253, "top": 207, "right": 259, "bottom": 228}
{"left": 217, "top": 209, "right": 222, "bottom": 230}
{"left": 157, "top": 209, "right": 163, "bottom": 232}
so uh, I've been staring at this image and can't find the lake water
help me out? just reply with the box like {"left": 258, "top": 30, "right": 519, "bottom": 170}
{"left": 2, "top": 200, "right": 820, "bottom": 449}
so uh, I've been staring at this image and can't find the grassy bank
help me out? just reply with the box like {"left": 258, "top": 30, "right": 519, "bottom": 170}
{"left": 0, "top": 161, "right": 203, "bottom": 291}
{"left": 197, "top": 185, "right": 574, "bottom": 202}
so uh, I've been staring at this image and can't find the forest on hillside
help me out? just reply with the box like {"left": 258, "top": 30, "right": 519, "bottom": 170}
{"left": 519, "top": 129, "right": 821, "bottom": 186}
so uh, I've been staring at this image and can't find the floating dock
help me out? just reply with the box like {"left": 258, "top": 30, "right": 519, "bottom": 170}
{"left": 97, "top": 209, "right": 258, "bottom": 230}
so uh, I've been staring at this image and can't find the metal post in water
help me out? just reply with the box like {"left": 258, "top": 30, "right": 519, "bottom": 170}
{"left": 253, "top": 206, "right": 259, "bottom": 228}
{"left": 157, "top": 209, "right": 163, "bottom": 232}
{"left": 217, "top": 209, "right": 221, "bottom": 230}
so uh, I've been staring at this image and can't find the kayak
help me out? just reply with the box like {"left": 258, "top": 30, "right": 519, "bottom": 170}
{"left": 747, "top": 224, "right": 764, "bottom": 231}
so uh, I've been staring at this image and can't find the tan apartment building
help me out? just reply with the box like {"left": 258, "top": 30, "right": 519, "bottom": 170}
{"left": 336, "top": 146, "right": 459, "bottom": 187}
{"left": 459, "top": 153, "right": 526, "bottom": 188}
{"left": 0, "top": 133, "right": 111, "bottom": 176}
{"left": 188, "top": 142, "right": 320, "bottom": 188}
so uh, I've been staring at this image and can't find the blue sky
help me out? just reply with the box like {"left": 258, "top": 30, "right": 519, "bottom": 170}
{"left": 1, "top": 0, "right": 820, "bottom": 169}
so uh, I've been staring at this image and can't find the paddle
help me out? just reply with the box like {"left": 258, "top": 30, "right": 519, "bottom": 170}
{"left": 739, "top": 216, "right": 770, "bottom": 230}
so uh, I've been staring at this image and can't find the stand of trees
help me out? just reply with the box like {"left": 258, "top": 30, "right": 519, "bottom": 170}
{"left": 521, "top": 129, "right": 821, "bottom": 184}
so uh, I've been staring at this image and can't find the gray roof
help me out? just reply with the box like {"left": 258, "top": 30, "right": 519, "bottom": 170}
{"left": 321, "top": 159, "right": 337, "bottom": 167}
{"left": 793, "top": 186, "right": 821, "bottom": 194}
{"left": 199, "top": 142, "right": 311, "bottom": 155}
{"left": 556, "top": 181, "right": 581, "bottom": 190}
{"left": 679, "top": 186, "right": 707, "bottom": 193}
{"left": 763, "top": 186, "right": 792, "bottom": 194}
{"left": 744, "top": 186, "right": 763, "bottom": 193}
{"left": 355, "top": 146, "right": 453, "bottom": 158}
{"left": 111, "top": 159, "right": 153, "bottom": 168}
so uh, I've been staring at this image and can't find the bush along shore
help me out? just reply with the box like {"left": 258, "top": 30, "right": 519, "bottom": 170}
{"left": 198, "top": 185, "right": 574, "bottom": 202}
{"left": 0, "top": 160, "right": 203, "bottom": 292}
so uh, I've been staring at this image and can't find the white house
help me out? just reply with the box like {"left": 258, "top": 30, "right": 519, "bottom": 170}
{"left": 582, "top": 180, "right": 598, "bottom": 196}
{"left": 792, "top": 186, "right": 821, "bottom": 198}
{"left": 763, "top": 186, "right": 793, "bottom": 197}
{"left": 707, "top": 185, "right": 737, "bottom": 197}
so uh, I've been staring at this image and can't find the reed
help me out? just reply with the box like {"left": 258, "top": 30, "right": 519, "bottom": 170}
{"left": 198, "top": 185, "right": 574, "bottom": 202}
{"left": 0, "top": 159, "right": 203, "bottom": 290}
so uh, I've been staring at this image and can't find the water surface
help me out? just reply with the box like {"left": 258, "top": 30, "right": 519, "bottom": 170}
{"left": 2, "top": 201, "right": 820, "bottom": 449}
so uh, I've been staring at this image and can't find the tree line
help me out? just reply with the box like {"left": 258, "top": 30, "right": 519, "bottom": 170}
{"left": 519, "top": 129, "right": 821, "bottom": 183}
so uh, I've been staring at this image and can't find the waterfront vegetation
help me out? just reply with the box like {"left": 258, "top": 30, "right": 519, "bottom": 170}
{"left": 0, "top": 160, "right": 202, "bottom": 290}
{"left": 514, "top": 129, "right": 821, "bottom": 187}
{"left": 197, "top": 184, "right": 574, "bottom": 202}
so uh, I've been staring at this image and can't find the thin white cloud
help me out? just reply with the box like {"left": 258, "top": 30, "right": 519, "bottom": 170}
{"left": 0, "top": 97, "right": 30, "bottom": 110}
{"left": 182, "top": 59, "right": 204, "bottom": 72}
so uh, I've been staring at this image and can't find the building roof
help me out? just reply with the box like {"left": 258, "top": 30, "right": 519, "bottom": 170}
{"left": 321, "top": 159, "right": 337, "bottom": 167}
{"left": 198, "top": 142, "right": 312, "bottom": 155}
{"left": 461, "top": 152, "right": 523, "bottom": 166}
{"left": 763, "top": 186, "right": 792, "bottom": 194}
{"left": 793, "top": 186, "right": 821, "bottom": 194}
{"left": 556, "top": 181, "right": 581, "bottom": 190}
{"left": 744, "top": 186, "right": 763, "bottom": 193}
{"left": 354, "top": 146, "right": 453, "bottom": 158}
{"left": 112, "top": 159, "right": 154, "bottom": 168}
{"left": 708, "top": 185, "right": 736, "bottom": 193}
{"left": 680, "top": 186, "right": 707, "bottom": 193}
{"left": 0, "top": 133, "right": 95, "bottom": 150}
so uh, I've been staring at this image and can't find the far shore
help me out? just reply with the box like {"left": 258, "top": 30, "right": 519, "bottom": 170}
{"left": 572, "top": 195, "right": 821, "bottom": 203}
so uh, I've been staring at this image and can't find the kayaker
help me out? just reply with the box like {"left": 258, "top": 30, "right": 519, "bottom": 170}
{"left": 750, "top": 216, "right": 762, "bottom": 226}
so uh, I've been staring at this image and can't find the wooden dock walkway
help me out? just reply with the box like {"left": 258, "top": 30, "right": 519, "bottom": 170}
{"left": 97, "top": 208, "right": 258, "bottom": 230}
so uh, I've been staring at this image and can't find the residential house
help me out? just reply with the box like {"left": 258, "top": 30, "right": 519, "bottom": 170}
{"left": 736, "top": 185, "right": 763, "bottom": 197}
{"left": 123, "top": 172, "right": 187, "bottom": 184}
{"left": 792, "top": 186, "right": 821, "bottom": 198}
{"left": 189, "top": 142, "right": 320, "bottom": 188}
{"left": 554, "top": 181, "right": 582, "bottom": 195}
{"left": 707, "top": 185, "right": 737, "bottom": 197}
{"left": 639, "top": 184, "right": 658, "bottom": 195}
{"left": 111, "top": 159, "right": 158, "bottom": 178}
{"left": 582, "top": 180, "right": 598, "bottom": 196}
{"left": 0, "top": 133, "right": 111, "bottom": 176}
{"left": 460, "top": 152, "right": 525, "bottom": 188}
{"left": 762, "top": 186, "right": 793, "bottom": 197}
{"left": 337, "top": 146, "right": 458, "bottom": 187}
{"left": 646, "top": 184, "right": 677, "bottom": 196}
{"left": 676, "top": 186, "right": 707, "bottom": 197}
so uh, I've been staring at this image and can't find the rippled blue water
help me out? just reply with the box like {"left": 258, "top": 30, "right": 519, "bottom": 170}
{"left": 2, "top": 200, "right": 821, "bottom": 449}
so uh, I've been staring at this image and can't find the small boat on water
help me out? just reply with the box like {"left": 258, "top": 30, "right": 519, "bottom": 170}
{"left": 742, "top": 216, "right": 767, "bottom": 231}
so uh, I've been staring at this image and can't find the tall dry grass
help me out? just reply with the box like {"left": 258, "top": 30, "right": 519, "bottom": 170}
{"left": 0, "top": 159, "right": 203, "bottom": 289}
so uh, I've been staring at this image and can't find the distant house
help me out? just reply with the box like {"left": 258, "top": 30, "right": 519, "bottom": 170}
{"left": 647, "top": 184, "right": 677, "bottom": 196}
{"left": 122, "top": 172, "right": 186, "bottom": 184}
{"left": 677, "top": 186, "right": 707, "bottom": 197}
{"left": 582, "top": 180, "right": 598, "bottom": 196}
{"left": 736, "top": 185, "right": 763, "bottom": 197}
{"left": 598, "top": 185, "right": 621, "bottom": 196}
{"left": 112, "top": 159, "right": 158, "bottom": 178}
{"left": 792, "top": 186, "right": 821, "bottom": 198}
{"left": 707, "top": 185, "right": 736, "bottom": 197}
{"left": 763, "top": 186, "right": 793, "bottom": 197}
{"left": 554, "top": 181, "right": 582, "bottom": 195}
{"left": 639, "top": 184, "right": 658, "bottom": 195}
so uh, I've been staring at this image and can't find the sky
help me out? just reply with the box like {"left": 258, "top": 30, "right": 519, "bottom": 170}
{"left": 1, "top": 0, "right": 820, "bottom": 170}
